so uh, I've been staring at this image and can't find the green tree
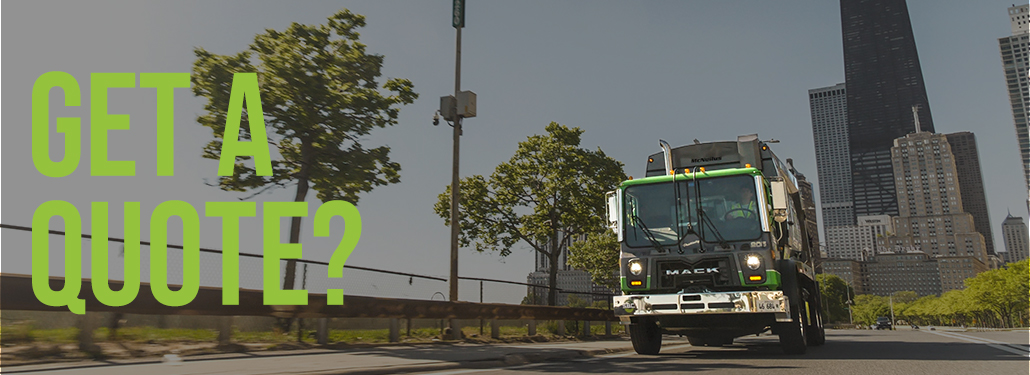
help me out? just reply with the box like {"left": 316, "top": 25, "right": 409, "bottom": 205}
{"left": 852, "top": 294, "right": 889, "bottom": 326}
{"left": 902, "top": 295, "right": 938, "bottom": 326}
{"left": 965, "top": 259, "right": 1029, "bottom": 328}
{"left": 938, "top": 289, "right": 975, "bottom": 327}
{"left": 568, "top": 230, "right": 620, "bottom": 290}
{"left": 435, "top": 123, "right": 626, "bottom": 306}
{"left": 891, "top": 291, "right": 919, "bottom": 304}
{"left": 1002, "top": 260, "right": 1030, "bottom": 327}
{"left": 816, "top": 274, "right": 853, "bottom": 323}
{"left": 192, "top": 9, "right": 417, "bottom": 290}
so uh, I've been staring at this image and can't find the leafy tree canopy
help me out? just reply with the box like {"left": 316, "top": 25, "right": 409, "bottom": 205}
{"left": 435, "top": 123, "right": 626, "bottom": 305}
{"left": 192, "top": 9, "right": 417, "bottom": 291}
{"left": 568, "top": 230, "right": 620, "bottom": 290}
{"left": 192, "top": 9, "right": 417, "bottom": 202}
{"left": 816, "top": 273, "right": 853, "bottom": 323}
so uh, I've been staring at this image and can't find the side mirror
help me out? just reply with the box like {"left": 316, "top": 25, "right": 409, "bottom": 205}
{"left": 606, "top": 190, "right": 621, "bottom": 239}
{"left": 770, "top": 180, "right": 789, "bottom": 223}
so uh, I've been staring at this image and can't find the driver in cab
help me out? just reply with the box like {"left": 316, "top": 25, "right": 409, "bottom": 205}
{"left": 724, "top": 184, "right": 757, "bottom": 221}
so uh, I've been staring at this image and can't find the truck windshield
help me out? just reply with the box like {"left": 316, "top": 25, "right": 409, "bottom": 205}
{"left": 623, "top": 175, "right": 762, "bottom": 249}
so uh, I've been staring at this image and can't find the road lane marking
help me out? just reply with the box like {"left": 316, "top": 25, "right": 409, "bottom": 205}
{"left": 927, "top": 330, "right": 1030, "bottom": 358}
{"left": 934, "top": 330, "right": 1030, "bottom": 352}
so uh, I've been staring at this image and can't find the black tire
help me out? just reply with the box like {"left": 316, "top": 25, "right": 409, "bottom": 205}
{"left": 629, "top": 318, "right": 662, "bottom": 355}
{"left": 807, "top": 280, "right": 826, "bottom": 346}
{"left": 776, "top": 265, "right": 807, "bottom": 355}
{"left": 686, "top": 336, "right": 707, "bottom": 346}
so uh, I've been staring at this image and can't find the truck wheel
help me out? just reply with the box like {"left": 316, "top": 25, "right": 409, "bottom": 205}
{"left": 777, "top": 272, "right": 808, "bottom": 355}
{"left": 806, "top": 287, "right": 826, "bottom": 346}
{"left": 629, "top": 318, "right": 662, "bottom": 355}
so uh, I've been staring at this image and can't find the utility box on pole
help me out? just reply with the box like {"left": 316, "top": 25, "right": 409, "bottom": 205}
{"left": 440, "top": 95, "right": 457, "bottom": 121}
{"left": 457, "top": 91, "right": 476, "bottom": 118}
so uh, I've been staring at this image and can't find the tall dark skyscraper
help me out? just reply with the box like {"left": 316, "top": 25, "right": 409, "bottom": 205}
{"left": 945, "top": 132, "right": 995, "bottom": 256}
{"left": 841, "top": 0, "right": 935, "bottom": 217}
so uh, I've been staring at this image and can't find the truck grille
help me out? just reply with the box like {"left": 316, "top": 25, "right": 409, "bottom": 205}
{"left": 656, "top": 257, "right": 733, "bottom": 290}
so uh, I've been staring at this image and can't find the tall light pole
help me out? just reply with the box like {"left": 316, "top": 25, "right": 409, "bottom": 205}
{"left": 449, "top": 0, "right": 464, "bottom": 306}
{"left": 439, "top": 0, "right": 476, "bottom": 341}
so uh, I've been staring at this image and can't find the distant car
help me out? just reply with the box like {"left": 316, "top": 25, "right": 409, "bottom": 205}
{"left": 875, "top": 317, "right": 892, "bottom": 330}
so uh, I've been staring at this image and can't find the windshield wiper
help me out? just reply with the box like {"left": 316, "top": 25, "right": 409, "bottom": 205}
{"left": 697, "top": 209, "right": 729, "bottom": 248}
{"left": 687, "top": 179, "right": 728, "bottom": 250}
{"left": 630, "top": 214, "right": 666, "bottom": 253}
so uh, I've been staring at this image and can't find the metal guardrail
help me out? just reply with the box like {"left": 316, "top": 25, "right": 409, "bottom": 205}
{"left": 0, "top": 274, "right": 617, "bottom": 321}
{"left": 0, "top": 224, "right": 620, "bottom": 347}
{"left": 0, "top": 223, "right": 616, "bottom": 302}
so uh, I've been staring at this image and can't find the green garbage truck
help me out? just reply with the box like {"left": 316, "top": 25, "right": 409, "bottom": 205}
{"left": 608, "top": 134, "right": 825, "bottom": 355}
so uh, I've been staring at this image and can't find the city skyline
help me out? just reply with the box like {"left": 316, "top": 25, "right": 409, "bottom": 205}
{"left": 3, "top": 1, "right": 1027, "bottom": 302}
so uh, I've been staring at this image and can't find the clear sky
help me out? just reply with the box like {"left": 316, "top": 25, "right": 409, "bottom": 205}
{"left": 2, "top": 0, "right": 1026, "bottom": 304}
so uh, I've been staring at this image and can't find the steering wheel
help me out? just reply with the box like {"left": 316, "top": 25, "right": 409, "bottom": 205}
{"left": 724, "top": 208, "right": 759, "bottom": 221}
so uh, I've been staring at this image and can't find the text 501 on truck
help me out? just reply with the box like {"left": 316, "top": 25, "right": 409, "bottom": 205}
{"left": 608, "top": 134, "right": 825, "bottom": 355}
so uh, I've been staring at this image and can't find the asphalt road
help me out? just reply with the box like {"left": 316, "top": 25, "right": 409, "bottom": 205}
{"left": 417, "top": 328, "right": 1030, "bottom": 375}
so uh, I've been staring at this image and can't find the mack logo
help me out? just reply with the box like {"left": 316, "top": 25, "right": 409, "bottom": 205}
{"left": 691, "top": 156, "right": 722, "bottom": 163}
{"left": 665, "top": 267, "right": 720, "bottom": 276}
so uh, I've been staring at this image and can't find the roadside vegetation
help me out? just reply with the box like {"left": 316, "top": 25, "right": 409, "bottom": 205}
{"left": 840, "top": 260, "right": 1029, "bottom": 328}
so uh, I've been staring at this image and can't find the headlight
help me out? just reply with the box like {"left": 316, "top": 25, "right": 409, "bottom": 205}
{"left": 745, "top": 254, "right": 762, "bottom": 270}
{"left": 629, "top": 259, "right": 643, "bottom": 275}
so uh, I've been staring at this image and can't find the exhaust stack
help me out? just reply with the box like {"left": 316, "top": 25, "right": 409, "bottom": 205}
{"left": 659, "top": 140, "right": 673, "bottom": 175}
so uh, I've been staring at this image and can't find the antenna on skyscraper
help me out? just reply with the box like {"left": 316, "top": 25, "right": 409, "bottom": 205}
{"left": 912, "top": 105, "right": 921, "bottom": 133}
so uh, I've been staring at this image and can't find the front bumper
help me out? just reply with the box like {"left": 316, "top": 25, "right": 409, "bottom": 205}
{"left": 613, "top": 290, "right": 792, "bottom": 323}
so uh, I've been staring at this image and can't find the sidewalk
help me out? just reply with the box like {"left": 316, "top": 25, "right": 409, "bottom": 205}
{"left": 3, "top": 339, "right": 638, "bottom": 375}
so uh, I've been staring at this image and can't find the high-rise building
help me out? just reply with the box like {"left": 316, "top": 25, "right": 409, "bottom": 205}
{"left": 824, "top": 215, "right": 893, "bottom": 261}
{"left": 826, "top": 226, "right": 875, "bottom": 261}
{"left": 881, "top": 132, "right": 989, "bottom": 292}
{"left": 1001, "top": 214, "right": 1029, "bottom": 263}
{"left": 945, "top": 132, "right": 995, "bottom": 256}
{"left": 809, "top": 83, "right": 854, "bottom": 232}
{"left": 841, "top": 0, "right": 935, "bottom": 218}
{"left": 885, "top": 132, "right": 989, "bottom": 262}
{"left": 998, "top": 4, "right": 1030, "bottom": 196}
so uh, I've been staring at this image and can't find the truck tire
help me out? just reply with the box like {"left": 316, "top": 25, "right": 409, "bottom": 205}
{"left": 629, "top": 317, "right": 662, "bottom": 355}
{"left": 806, "top": 281, "right": 826, "bottom": 346}
{"left": 776, "top": 264, "right": 807, "bottom": 355}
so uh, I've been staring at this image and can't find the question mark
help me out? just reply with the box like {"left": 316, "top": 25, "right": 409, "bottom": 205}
{"left": 313, "top": 201, "right": 361, "bottom": 305}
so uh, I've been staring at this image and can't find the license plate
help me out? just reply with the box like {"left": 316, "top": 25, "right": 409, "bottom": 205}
{"left": 757, "top": 300, "right": 781, "bottom": 312}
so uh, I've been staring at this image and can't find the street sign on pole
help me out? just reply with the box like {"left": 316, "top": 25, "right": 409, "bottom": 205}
{"left": 453, "top": 0, "right": 465, "bottom": 28}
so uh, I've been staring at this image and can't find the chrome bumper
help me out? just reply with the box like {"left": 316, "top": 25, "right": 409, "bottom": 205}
{"left": 613, "top": 291, "right": 792, "bottom": 323}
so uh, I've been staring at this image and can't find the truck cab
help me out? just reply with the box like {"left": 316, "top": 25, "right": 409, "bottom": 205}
{"left": 608, "top": 135, "right": 825, "bottom": 355}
